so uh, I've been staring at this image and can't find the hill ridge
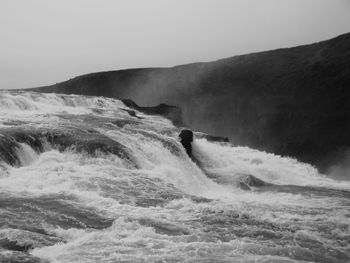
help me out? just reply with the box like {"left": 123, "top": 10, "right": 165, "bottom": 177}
{"left": 32, "top": 32, "right": 350, "bottom": 171}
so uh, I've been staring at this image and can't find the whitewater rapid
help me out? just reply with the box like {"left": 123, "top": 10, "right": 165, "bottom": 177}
{"left": 0, "top": 91, "right": 349, "bottom": 263}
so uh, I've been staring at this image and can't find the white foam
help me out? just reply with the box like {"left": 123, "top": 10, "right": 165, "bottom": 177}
{"left": 193, "top": 138, "right": 350, "bottom": 190}
{"left": 15, "top": 143, "right": 39, "bottom": 166}
{"left": 0, "top": 91, "right": 127, "bottom": 125}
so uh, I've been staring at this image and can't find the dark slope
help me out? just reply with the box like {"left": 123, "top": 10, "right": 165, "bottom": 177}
{"left": 33, "top": 33, "right": 350, "bottom": 170}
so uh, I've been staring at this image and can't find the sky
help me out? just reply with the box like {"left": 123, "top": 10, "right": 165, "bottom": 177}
{"left": 1, "top": 0, "right": 350, "bottom": 89}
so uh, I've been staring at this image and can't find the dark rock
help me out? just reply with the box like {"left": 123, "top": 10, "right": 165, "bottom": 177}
{"left": 121, "top": 99, "right": 183, "bottom": 125}
{"left": 199, "top": 168, "right": 271, "bottom": 190}
{"left": 179, "top": 129, "right": 193, "bottom": 157}
{"left": 205, "top": 135, "right": 229, "bottom": 143}
{"left": 196, "top": 132, "right": 229, "bottom": 143}
{"left": 237, "top": 174, "right": 272, "bottom": 190}
{"left": 0, "top": 134, "right": 21, "bottom": 166}
{"left": 237, "top": 182, "right": 251, "bottom": 191}
{"left": 121, "top": 108, "right": 144, "bottom": 119}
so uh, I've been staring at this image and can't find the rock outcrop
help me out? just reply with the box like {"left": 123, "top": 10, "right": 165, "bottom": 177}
{"left": 179, "top": 129, "right": 193, "bottom": 157}
{"left": 121, "top": 99, "right": 183, "bottom": 125}
{"left": 195, "top": 132, "right": 229, "bottom": 143}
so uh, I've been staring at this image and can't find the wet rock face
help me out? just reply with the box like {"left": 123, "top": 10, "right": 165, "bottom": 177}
{"left": 122, "top": 99, "right": 183, "bottom": 126}
{"left": 204, "top": 135, "right": 229, "bottom": 143}
{"left": 0, "top": 135, "right": 20, "bottom": 166}
{"left": 195, "top": 132, "right": 229, "bottom": 143}
{"left": 179, "top": 130, "right": 193, "bottom": 157}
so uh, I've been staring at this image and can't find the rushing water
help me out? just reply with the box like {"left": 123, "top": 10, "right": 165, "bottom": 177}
{"left": 0, "top": 91, "right": 349, "bottom": 263}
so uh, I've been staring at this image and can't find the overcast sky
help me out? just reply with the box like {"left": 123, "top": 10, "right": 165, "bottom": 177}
{"left": 1, "top": 0, "right": 350, "bottom": 89}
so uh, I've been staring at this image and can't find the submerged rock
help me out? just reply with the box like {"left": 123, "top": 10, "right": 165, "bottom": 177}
{"left": 200, "top": 169, "right": 271, "bottom": 191}
{"left": 179, "top": 129, "right": 193, "bottom": 157}
{"left": 204, "top": 135, "right": 229, "bottom": 143}
{"left": 237, "top": 174, "right": 272, "bottom": 190}
{"left": 0, "top": 134, "right": 21, "bottom": 166}
{"left": 121, "top": 108, "right": 144, "bottom": 119}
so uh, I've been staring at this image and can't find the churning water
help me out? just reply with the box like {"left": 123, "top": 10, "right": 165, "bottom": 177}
{"left": 0, "top": 91, "right": 349, "bottom": 263}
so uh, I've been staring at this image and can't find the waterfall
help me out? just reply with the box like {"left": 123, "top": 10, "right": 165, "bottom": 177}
{"left": 0, "top": 90, "right": 349, "bottom": 263}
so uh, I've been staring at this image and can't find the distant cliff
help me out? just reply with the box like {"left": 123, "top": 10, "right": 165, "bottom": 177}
{"left": 32, "top": 32, "right": 350, "bottom": 171}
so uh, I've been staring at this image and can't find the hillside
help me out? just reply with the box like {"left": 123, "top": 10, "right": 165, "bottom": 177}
{"left": 32, "top": 32, "right": 350, "bottom": 171}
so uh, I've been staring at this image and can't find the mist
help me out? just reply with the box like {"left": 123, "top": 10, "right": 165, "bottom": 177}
{"left": 326, "top": 149, "right": 350, "bottom": 181}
